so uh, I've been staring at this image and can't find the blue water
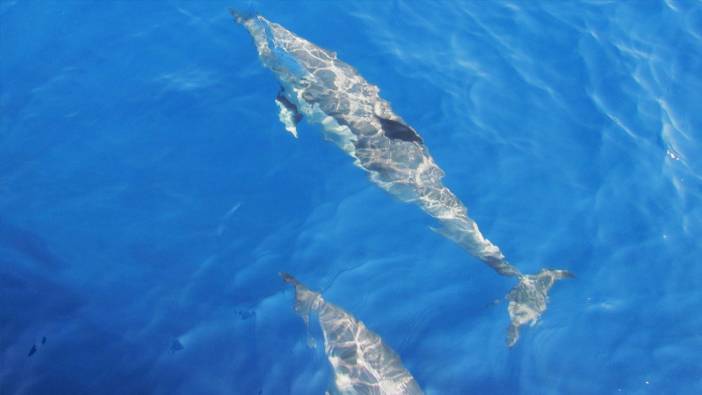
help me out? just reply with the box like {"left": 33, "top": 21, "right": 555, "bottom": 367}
{"left": 2, "top": 1, "right": 701, "bottom": 394}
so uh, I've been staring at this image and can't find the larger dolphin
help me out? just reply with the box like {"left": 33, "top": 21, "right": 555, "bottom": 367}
{"left": 234, "top": 12, "right": 572, "bottom": 346}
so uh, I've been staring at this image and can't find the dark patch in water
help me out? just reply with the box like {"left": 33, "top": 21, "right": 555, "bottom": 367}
{"left": 0, "top": 218, "right": 65, "bottom": 269}
{"left": 170, "top": 339, "right": 184, "bottom": 353}
{"left": 236, "top": 310, "right": 256, "bottom": 320}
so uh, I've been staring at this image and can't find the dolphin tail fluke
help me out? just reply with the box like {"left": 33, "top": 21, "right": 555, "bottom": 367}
{"left": 505, "top": 268, "right": 573, "bottom": 347}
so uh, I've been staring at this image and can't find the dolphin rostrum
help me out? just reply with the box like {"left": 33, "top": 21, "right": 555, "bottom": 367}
{"left": 234, "top": 12, "right": 573, "bottom": 346}
{"left": 281, "top": 273, "right": 424, "bottom": 395}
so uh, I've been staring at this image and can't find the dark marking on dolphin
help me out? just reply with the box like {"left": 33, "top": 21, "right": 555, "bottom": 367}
{"left": 376, "top": 116, "right": 423, "bottom": 144}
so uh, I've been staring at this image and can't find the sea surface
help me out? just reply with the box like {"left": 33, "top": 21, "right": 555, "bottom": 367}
{"left": 2, "top": 1, "right": 701, "bottom": 394}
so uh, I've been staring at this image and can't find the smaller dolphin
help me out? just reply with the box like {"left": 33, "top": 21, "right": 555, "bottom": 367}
{"left": 281, "top": 273, "right": 423, "bottom": 395}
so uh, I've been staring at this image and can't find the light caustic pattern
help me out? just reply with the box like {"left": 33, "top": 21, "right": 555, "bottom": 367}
{"left": 236, "top": 13, "right": 572, "bottom": 347}
{"left": 281, "top": 273, "right": 424, "bottom": 395}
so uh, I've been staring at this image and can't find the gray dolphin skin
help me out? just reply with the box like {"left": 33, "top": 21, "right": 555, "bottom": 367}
{"left": 281, "top": 273, "right": 424, "bottom": 395}
{"left": 234, "top": 12, "right": 573, "bottom": 346}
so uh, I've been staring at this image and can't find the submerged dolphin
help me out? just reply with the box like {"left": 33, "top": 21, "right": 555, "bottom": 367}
{"left": 281, "top": 273, "right": 423, "bottom": 395}
{"left": 234, "top": 12, "right": 572, "bottom": 346}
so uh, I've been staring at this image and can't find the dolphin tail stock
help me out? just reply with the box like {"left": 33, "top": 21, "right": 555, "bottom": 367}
{"left": 505, "top": 268, "right": 573, "bottom": 347}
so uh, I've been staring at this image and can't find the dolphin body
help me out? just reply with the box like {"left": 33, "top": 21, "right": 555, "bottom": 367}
{"left": 281, "top": 273, "right": 423, "bottom": 395}
{"left": 234, "top": 12, "right": 572, "bottom": 346}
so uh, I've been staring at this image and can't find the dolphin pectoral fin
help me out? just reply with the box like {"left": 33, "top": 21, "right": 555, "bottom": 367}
{"left": 275, "top": 90, "right": 302, "bottom": 138}
{"left": 505, "top": 268, "right": 573, "bottom": 346}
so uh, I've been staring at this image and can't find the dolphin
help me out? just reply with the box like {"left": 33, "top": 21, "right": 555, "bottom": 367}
{"left": 281, "top": 273, "right": 424, "bottom": 395}
{"left": 234, "top": 12, "right": 572, "bottom": 346}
